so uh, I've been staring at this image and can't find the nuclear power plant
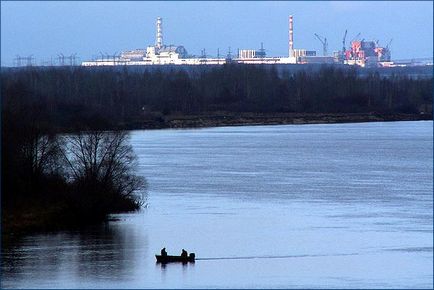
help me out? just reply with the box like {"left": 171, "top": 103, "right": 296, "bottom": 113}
{"left": 81, "top": 16, "right": 395, "bottom": 68}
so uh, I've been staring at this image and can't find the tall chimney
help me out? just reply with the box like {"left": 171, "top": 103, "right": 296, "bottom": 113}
{"left": 156, "top": 17, "right": 163, "bottom": 49}
{"left": 289, "top": 15, "right": 294, "bottom": 57}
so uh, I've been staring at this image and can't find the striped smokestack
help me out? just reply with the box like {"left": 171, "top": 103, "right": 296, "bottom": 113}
{"left": 156, "top": 17, "right": 163, "bottom": 49}
{"left": 289, "top": 15, "right": 294, "bottom": 57}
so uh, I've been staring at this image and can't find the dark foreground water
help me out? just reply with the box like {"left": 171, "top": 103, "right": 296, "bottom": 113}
{"left": 2, "top": 121, "right": 433, "bottom": 288}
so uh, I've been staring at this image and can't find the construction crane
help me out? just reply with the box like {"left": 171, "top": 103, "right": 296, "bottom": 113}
{"left": 385, "top": 38, "right": 393, "bottom": 50}
{"left": 342, "top": 30, "right": 348, "bottom": 52}
{"left": 339, "top": 30, "right": 348, "bottom": 62}
{"left": 350, "top": 32, "right": 361, "bottom": 43}
{"left": 314, "top": 33, "right": 328, "bottom": 56}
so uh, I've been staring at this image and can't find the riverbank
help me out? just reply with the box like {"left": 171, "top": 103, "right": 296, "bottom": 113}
{"left": 128, "top": 112, "right": 432, "bottom": 130}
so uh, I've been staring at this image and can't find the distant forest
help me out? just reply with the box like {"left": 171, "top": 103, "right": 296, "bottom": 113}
{"left": 2, "top": 64, "right": 432, "bottom": 131}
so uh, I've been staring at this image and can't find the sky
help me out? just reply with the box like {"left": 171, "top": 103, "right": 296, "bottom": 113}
{"left": 1, "top": 1, "right": 433, "bottom": 66}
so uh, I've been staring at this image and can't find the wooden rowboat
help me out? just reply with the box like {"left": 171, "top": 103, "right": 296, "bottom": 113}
{"left": 156, "top": 253, "right": 195, "bottom": 264}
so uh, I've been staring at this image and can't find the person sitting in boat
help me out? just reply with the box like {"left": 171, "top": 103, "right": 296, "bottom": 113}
{"left": 181, "top": 249, "right": 188, "bottom": 258}
{"left": 161, "top": 247, "right": 167, "bottom": 257}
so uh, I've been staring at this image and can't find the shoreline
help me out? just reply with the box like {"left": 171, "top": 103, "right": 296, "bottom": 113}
{"left": 3, "top": 112, "right": 431, "bottom": 240}
{"left": 127, "top": 112, "right": 432, "bottom": 130}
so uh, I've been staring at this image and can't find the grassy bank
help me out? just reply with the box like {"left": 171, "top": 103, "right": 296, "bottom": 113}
{"left": 126, "top": 112, "right": 432, "bottom": 130}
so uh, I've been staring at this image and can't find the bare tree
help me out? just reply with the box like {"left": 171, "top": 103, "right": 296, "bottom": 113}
{"left": 20, "top": 130, "right": 63, "bottom": 178}
{"left": 61, "top": 130, "right": 147, "bottom": 206}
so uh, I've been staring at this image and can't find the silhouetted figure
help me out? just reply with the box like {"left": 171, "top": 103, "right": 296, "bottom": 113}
{"left": 161, "top": 247, "right": 167, "bottom": 257}
{"left": 181, "top": 249, "right": 188, "bottom": 258}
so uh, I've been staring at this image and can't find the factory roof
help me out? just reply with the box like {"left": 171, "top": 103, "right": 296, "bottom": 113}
{"left": 158, "top": 45, "right": 187, "bottom": 55}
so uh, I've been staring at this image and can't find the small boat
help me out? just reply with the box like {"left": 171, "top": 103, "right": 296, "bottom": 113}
{"left": 156, "top": 253, "right": 195, "bottom": 264}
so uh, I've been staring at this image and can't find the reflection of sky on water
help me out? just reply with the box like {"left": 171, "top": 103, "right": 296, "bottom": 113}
{"left": 1, "top": 121, "right": 432, "bottom": 288}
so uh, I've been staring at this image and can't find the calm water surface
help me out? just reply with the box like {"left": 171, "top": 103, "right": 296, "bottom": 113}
{"left": 2, "top": 121, "right": 433, "bottom": 288}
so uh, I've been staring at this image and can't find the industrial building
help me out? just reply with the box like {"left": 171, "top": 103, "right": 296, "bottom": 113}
{"left": 82, "top": 16, "right": 297, "bottom": 66}
{"left": 343, "top": 39, "right": 392, "bottom": 67}
{"left": 81, "top": 16, "right": 394, "bottom": 68}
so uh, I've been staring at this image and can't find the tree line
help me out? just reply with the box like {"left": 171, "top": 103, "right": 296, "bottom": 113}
{"left": 2, "top": 65, "right": 432, "bottom": 131}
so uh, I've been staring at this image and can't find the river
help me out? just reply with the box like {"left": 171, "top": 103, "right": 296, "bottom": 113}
{"left": 1, "top": 121, "right": 433, "bottom": 288}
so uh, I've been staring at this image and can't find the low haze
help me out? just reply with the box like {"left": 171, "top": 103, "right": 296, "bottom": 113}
{"left": 1, "top": 1, "right": 433, "bottom": 66}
